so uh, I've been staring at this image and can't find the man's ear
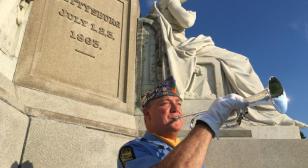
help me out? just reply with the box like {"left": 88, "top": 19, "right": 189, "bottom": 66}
{"left": 143, "top": 107, "right": 152, "bottom": 130}
{"left": 143, "top": 107, "right": 151, "bottom": 122}
{"left": 143, "top": 107, "right": 150, "bottom": 117}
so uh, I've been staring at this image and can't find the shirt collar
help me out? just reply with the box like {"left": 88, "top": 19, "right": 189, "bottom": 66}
{"left": 143, "top": 132, "right": 181, "bottom": 148}
{"left": 154, "top": 134, "right": 181, "bottom": 148}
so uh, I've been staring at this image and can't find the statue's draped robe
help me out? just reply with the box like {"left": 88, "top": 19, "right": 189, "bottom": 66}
{"left": 153, "top": 0, "right": 307, "bottom": 127}
{"left": 0, "top": 0, "right": 30, "bottom": 56}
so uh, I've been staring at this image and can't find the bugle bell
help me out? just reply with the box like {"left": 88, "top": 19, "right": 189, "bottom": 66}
{"left": 244, "top": 76, "right": 288, "bottom": 113}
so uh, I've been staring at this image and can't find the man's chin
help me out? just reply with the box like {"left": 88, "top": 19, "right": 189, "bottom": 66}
{"left": 170, "top": 121, "right": 183, "bottom": 131}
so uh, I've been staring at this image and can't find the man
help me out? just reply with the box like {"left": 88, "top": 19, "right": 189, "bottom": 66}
{"left": 117, "top": 77, "right": 246, "bottom": 168}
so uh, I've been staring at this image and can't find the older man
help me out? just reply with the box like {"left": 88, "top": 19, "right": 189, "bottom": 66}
{"left": 117, "top": 77, "right": 246, "bottom": 168}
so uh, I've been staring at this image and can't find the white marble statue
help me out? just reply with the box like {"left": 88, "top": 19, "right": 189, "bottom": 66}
{"left": 151, "top": 0, "right": 307, "bottom": 127}
{"left": 0, "top": 0, "right": 31, "bottom": 56}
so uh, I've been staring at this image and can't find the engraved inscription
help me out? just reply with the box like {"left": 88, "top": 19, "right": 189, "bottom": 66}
{"left": 58, "top": 8, "right": 88, "bottom": 27}
{"left": 14, "top": 0, "right": 136, "bottom": 110}
{"left": 58, "top": 0, "right": 121, "bottom": 58}
{"left": 70, "top": 30, "right": 101, "bottom": 50}
{"left": 75, "top": 49, "right": 96, "bottom": 58}
{"left": 63, "top": 0, "right": 121, "bottom": 29}
{"left": 58, "top": 9, "right": 115, "bottom": 41}
{"left": 90, "top": 23, "right": 115, "bottom": 40}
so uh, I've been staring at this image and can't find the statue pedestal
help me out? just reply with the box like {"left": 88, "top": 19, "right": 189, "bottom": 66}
{"left": 205, "top": 139, "right": 308, "bottom": 168}
{"left": 0, "top": 0, "right": 140, "bottom": 167}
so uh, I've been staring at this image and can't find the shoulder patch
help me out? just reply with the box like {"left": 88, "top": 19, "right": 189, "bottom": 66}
{"left": 119, "top": 146, "right": 136, "bottom": 167}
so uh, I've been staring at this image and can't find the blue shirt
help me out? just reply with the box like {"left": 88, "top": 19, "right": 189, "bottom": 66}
{"left": 117, "top": 132, "right": 206, "bottom": 168}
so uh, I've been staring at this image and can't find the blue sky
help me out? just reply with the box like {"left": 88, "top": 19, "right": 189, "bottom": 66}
{"left": 140, "top": 0, "right": 308, "bottom": 137}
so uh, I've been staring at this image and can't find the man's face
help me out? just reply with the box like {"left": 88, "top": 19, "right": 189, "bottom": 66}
{"left": 144, "top": 96, "right": 184, "bottom": 137}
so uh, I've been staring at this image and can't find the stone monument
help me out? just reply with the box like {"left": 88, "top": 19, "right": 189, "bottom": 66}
{"left": 1, "top": 0, "right": 139, "bottom": 167}
{"left": 0, "top": 0, "right": 307, "bottom": 168}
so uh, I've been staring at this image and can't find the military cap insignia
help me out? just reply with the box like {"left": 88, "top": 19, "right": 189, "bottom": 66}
{"left": 141, "top": 76, "right": 180, "bottom": 107}
{"left": 119, "top": 146, "right": 136, "bottom": 167}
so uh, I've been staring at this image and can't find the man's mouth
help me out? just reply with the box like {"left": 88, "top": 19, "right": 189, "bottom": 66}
{"left": 169, "top": 115, "right": 183, "bottom": 121}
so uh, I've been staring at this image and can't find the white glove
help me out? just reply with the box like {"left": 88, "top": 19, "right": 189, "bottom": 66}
{"left": 197, "top": 94, "right": 247, "bottom": 137}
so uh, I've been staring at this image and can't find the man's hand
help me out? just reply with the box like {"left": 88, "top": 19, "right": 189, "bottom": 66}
{"left": 197, "top": 94, "right": 247, "bottom": 137}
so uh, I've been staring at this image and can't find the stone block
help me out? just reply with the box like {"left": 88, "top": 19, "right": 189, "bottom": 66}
{"left": 21, "top": 117, "right": 133, "bottom": 168}
{"left": 0, "top": 100, "right": 28, "bottom": 168}
{"left": 0, "top": 73, "right": 24, "bottom": 111}
{"left": 248, "top": 126, "right": 301, "bottom": 139}
{"left": 206, "top": 139, "right": 308, "bottom": 168}
{"left": 14, "top": 0, "right": 139, "bottom": 113}
{"left": 16, "top": 86, "right": 137, "bottom": 136}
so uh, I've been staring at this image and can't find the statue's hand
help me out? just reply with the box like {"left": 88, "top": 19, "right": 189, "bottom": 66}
{"left": 166, "top": 0, "right": 197, "bottom": 28}
{"left": 187, "top": 10, "right": 196, "bottom": 15}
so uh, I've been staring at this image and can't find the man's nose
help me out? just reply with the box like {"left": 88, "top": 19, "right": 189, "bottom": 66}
{"left": 170, "top": 103, "right": 181, "bottom": 113}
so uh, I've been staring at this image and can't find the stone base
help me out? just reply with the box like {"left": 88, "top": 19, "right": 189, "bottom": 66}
{"left": 0, "top": 73, "right": 135, "bottom": 168}
{"left": 206, "top": 139, "right": 308, "bottom": 168}
{"left": 0, "top": 70, "right": 307, "bottom": 167}
{"left": 248, "top": 126, "right": 301, "bottom": 139}
{"left": 21, "top": 118, "right": 132, "bottom": 168}
{"left": 219, "top": 126, "right": 300, "bottom": 139}
{"left": 0, "top": 100, "right": 28, "bottom": 168}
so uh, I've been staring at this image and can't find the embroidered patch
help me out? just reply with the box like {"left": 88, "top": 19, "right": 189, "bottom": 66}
{"left": 119, "top": 146, "right": 136, "bottom": 167}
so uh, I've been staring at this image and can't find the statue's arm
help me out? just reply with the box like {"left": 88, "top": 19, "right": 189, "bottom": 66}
{"left": 167, "top": 0, "right": 196, "bottom": 28}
